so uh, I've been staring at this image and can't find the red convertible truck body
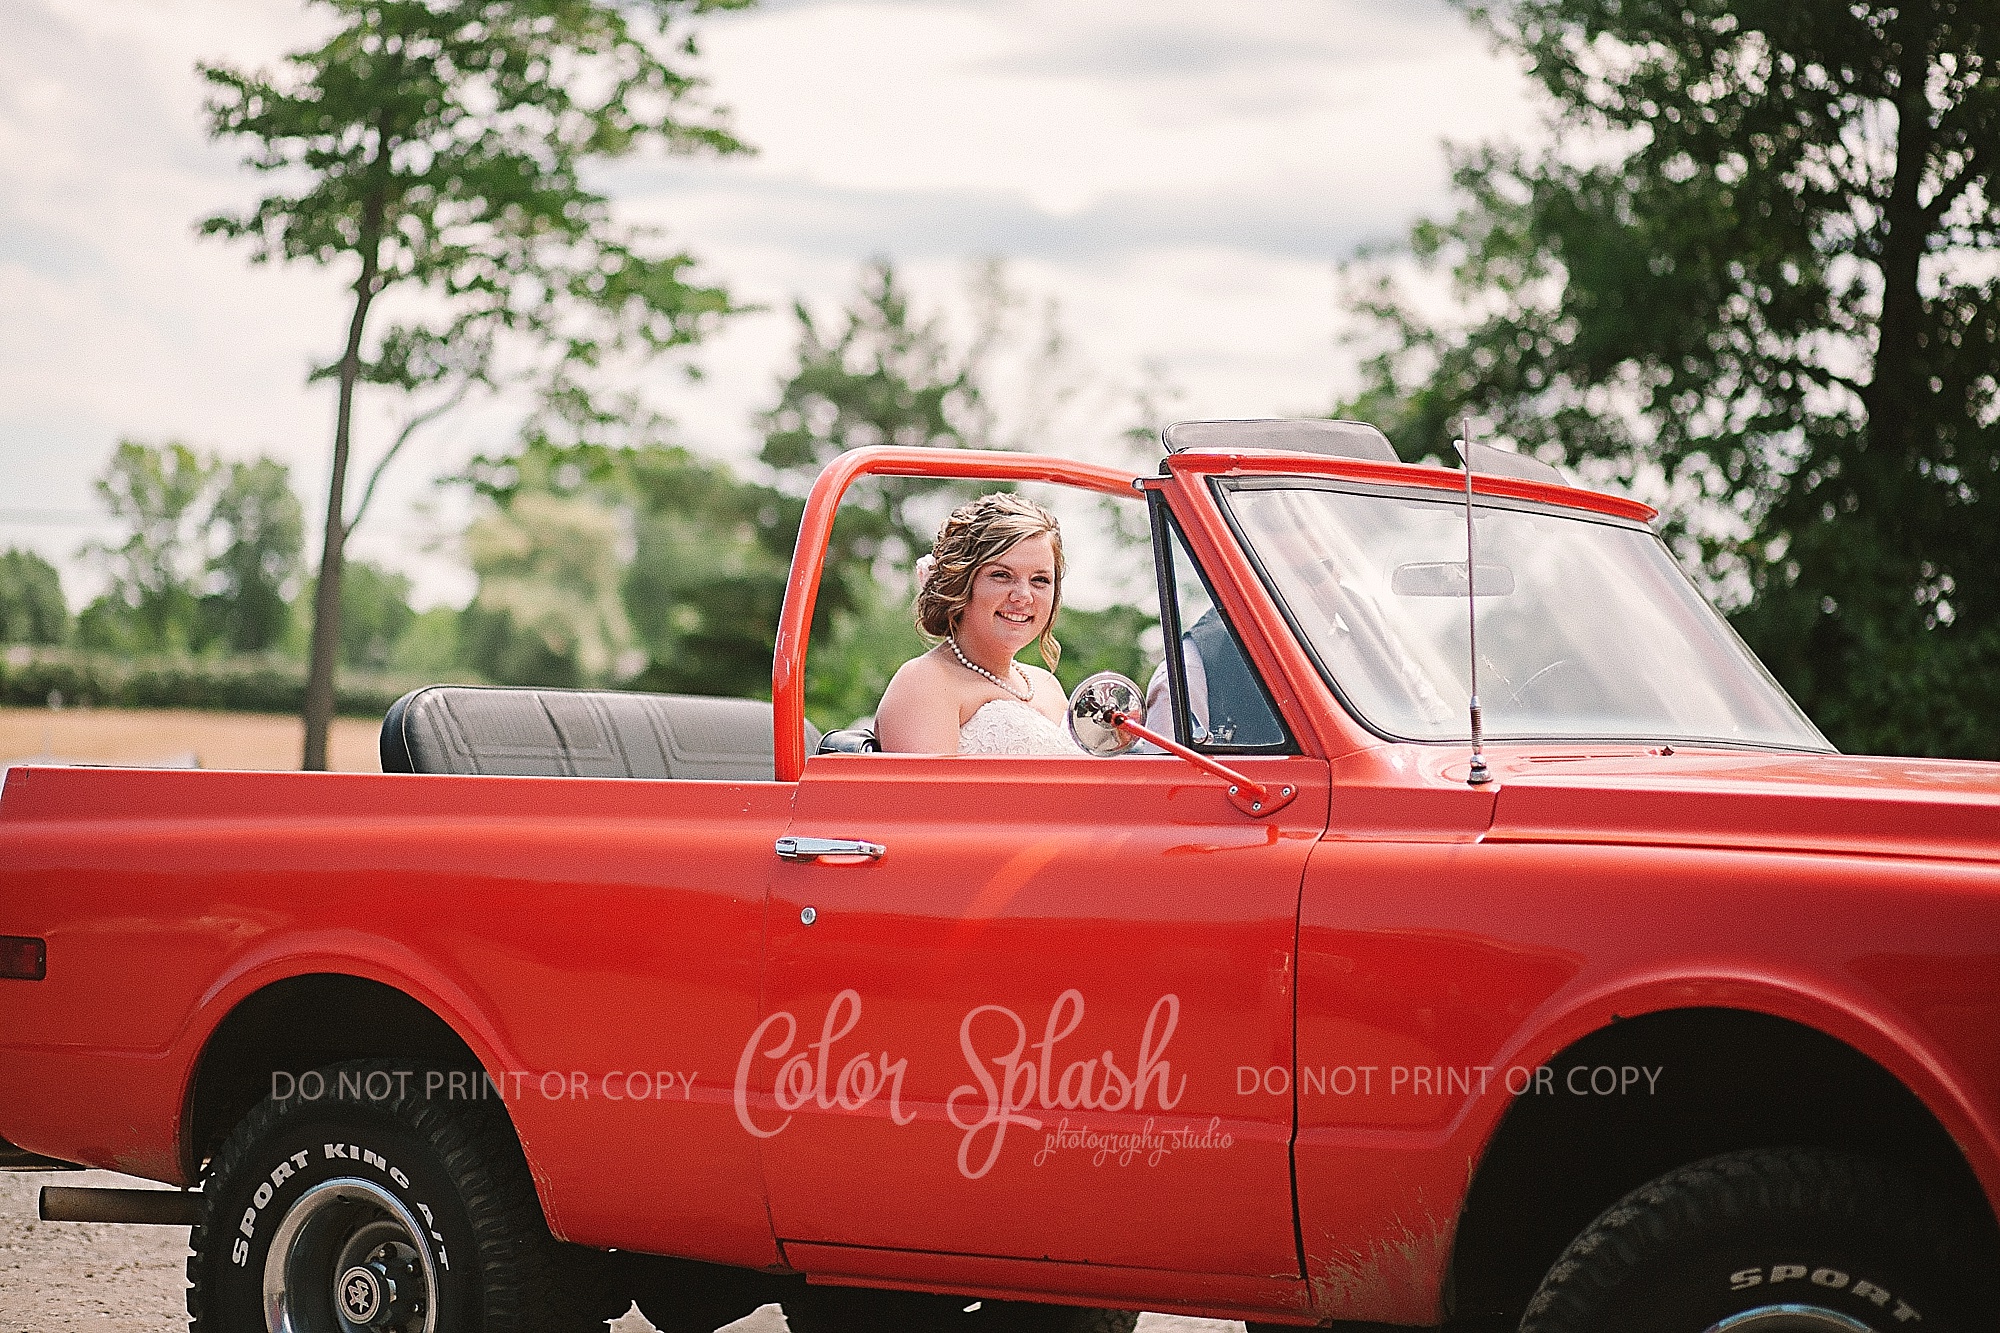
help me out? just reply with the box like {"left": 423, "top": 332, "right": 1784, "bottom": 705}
{"left": 4, "top": 431, "right": 1998, "bottom": 1332}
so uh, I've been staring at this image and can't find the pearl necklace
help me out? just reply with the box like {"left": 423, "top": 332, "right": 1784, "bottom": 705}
{"left": 946, "top": 633, "right": 1033, "bottom": 702}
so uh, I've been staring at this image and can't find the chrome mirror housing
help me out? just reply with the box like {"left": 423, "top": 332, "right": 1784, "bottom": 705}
{"left": 1067, "top": 672, "right": 1142, "bottom": 757}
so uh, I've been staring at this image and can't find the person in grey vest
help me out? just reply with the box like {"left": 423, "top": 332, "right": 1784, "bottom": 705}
{"left": 1142, "top": 608, "right": 1284, "bottom": 746}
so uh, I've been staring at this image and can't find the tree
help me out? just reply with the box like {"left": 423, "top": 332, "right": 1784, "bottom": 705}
{"left": 79, "top": 441, "right": 216, "bottom": 654}
{"left": 203, "top": 457, "right": 305, "bottom": 653}
{"left": 388, "top": 606, "right": 468, "bottom": 678}
{"left": 200, "top": 0, "right": 750, "bottom": 769}
{"left": 1051, "top": 603, "right": 1155, "bottom": 694}
{"left": 464, "top": 426, "right": 796, "bottom": 700}
{"left": 760, "top": 260, "right": 992, "bottom": 572}
{"left": 622, "top": 445, "right": 797, "bottom": 700}
{"left": 1338, "top": 0, "right": 2000, "bottom": 757}
{"left": 0, "top": 549, "right": 68, "bottom": 646}
{"left": 458, "top": 380, "right": 797, "bottom": 697}
{"left": 292, "top": 560, "right": 418, "bottom": 669}
{"left": 77, "top": 442, "right": 310, "bottom": 658}
{"left": 463, "top": 489, "right": 641, "bottom": 688}
{"left": 335, "top": 560, "right": 417, "bottom": 670}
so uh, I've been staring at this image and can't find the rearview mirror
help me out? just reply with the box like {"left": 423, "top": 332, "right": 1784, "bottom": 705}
{"left": 1390, "top": 561, "right": 1516, "bottom": 597}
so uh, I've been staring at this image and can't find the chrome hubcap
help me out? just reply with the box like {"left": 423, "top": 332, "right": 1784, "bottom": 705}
{"left": 337, "top": 1265, "right": 382, "bottom": 1323}
{"left": 261, "top": 1178, "right": 437, "bottom": 1333}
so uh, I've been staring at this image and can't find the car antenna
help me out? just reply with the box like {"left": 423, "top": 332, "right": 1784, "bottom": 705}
{"left": 1456, "top": 415, "right": 1493, "bottom": 787}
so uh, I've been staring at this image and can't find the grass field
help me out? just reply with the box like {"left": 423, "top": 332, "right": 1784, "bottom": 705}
{"left": 0, "top": 706, "right": 383, "bottom": 773}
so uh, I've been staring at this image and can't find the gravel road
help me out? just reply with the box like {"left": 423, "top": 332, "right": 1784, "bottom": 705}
{"left": 3, "top": 1170, "right": 1243, "bottom": 1333}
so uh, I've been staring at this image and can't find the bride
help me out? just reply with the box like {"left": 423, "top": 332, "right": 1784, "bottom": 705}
{"left": 875, "top": 493, "right": 1083, "bottom": 755}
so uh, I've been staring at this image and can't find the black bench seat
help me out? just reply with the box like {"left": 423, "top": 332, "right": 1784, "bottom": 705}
{"left": 380, "top": 685, "right": 817, "bottom": 781}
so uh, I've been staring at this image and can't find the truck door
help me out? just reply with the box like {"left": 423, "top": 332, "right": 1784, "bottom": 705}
{"left": 748, "top": 507, "right": 1325, "bottom": 1282}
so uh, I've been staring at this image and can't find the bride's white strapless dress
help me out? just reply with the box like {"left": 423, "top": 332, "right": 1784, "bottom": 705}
{"left": 957, "top": 699, "right": 1083, "bottom": 756}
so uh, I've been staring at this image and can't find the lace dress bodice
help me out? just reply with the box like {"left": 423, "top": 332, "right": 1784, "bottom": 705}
{"left": 957, "top": 699, "right": 1083, "bottom": 756}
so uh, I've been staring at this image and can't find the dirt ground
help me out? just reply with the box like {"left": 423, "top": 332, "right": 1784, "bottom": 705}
{"left": 0, "top": 707, "right": 383, "bottom": 774}
{"left": 1, "top": 1170, "right": 1240, "bottom": 1332}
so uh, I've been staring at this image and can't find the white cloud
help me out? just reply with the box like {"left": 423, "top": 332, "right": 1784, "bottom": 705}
{"left": 0, "top": 0, "right": 1544, "bottom": 611}
{"left": 688, "top": 0, "right": 1535, "bottom": 212}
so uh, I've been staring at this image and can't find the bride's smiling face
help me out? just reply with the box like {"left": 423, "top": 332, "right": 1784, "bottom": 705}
{"left": 956, "top": 533, "right": 1058, "bottom": 659}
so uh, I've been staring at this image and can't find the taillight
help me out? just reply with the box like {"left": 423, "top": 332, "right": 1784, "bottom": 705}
{"left": 0, "top": 937, "right": 46, "bottom": 980}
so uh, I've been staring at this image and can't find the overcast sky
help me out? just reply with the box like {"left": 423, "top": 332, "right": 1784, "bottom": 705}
{"left": 1, "top": 0, "right": 1544, "bottom": 608}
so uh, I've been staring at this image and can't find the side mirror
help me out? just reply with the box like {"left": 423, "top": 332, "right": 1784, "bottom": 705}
{"left": 1066, "top": 672, "right": 1142, "bottom": 757}
{"left": 1065, "top": 668, "right": 1298, "bottom": 817}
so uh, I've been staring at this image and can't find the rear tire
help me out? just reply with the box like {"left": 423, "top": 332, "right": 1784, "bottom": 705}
{"left": 188, "top": 1060, "right": 600, "bottom": 1333}
{"left": 1519, "top": 1147, "right": 1988, "bottom": 1332}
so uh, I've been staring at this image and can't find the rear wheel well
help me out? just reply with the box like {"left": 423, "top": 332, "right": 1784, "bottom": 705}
{"left": 184, "top": 973, "right": 484, "bottom": 1177}
{"left": 1447, "top": 1007, "right": 1998, "bottom": 1324}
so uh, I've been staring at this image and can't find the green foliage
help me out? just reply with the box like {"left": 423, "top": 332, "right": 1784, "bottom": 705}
{"left": 199, "top": 0, "right": 751, "bottom": 762}
{"left": 462, "top": 490, "right": 639, "bottom": 688}
{"left": 443, "top": 262, "right": 1166, "bottom": 723}
{"left": 450, "top": 261, "right": 1026, "bottom": 706}
{"left": 77, "top": 441, "right": 308, "bottom": 658}
{"left": 198, "top": 0, "right": 748, "bottom": 385}
{"left": 1053, "top": 603, "right": 1158, "bottom": 695}
{"left": 461, "top": 397, "right": 796, "bottom": 697}
{"left": 387, "top": 607, "right": 470, "bottom": 680}
{"left": 755, "top": 260, "right": 1026, "bottom": 716}
{"left": 800, "top": 580, "right": 928, "bottom": 732}
{"left": 81, "top": 440, "right": 216, "bottom": 654}
{"left": 204, "top": 457, "right": 305, "bottom": 653}
{"left": 621, "top": 445, "right": 796, "bottom": 699}
{"left": 1339, "top": 0, "right": 2000, "bottom": 757}
{"left": 72, "top": 600, "right": 139, "bottom": 657}
{"left": 760, "top": 261, "right": 996, "bottom": 600}
{"left": 0, "top": 550, "right": 69, "bottom": 646}
{"left": 460, "top": 416, "right": 918, "bottom": 718}
{"left": 333, "top": 561, "right": 417, "bottom": 670}
{"left": 0, "top": 648, "right": 421, "bottom": 717}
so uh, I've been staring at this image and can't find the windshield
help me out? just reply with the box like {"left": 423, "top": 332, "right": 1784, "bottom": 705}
{"left": 1223, "top": 482, "right": 1830, "bottom": 750}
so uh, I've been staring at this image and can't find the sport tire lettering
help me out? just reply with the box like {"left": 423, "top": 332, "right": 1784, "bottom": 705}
{"left": 1727, "top": 1264, "right": 1918, "bottom": 1322}
{"left": 1519, "top": 1148, "right": 1986, "bottom": 1332}
{"left": 186, "top": 1060, "right": 571, "bottom": 1332}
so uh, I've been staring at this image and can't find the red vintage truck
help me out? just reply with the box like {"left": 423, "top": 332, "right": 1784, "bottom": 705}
{"left": 3, "top": 421, "right": 1998, "bottom": 1333}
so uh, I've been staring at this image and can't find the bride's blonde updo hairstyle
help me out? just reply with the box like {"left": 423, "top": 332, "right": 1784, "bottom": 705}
{"left": 914, "top": 492, "right": 1065, "bottom": 669}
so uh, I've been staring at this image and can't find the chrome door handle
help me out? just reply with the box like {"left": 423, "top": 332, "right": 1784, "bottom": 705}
{"left": 775, "top": 836, "right": 886, "bottom": 863}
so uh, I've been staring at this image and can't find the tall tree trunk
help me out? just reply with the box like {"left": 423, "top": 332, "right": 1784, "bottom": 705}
{"left": 1862, "top": 5, "right": 1938, "bottom": 486}
{"left": 301, "top": 210, "right": 384, "bottom": 770}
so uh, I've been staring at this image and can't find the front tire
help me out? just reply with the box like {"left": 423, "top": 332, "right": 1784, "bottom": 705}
{"left": 1520, "top": 1147, "right": 1989, "bottom": 1333}
{"left": 189, "top": 1060, "right": 593, "bottom": 1333}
